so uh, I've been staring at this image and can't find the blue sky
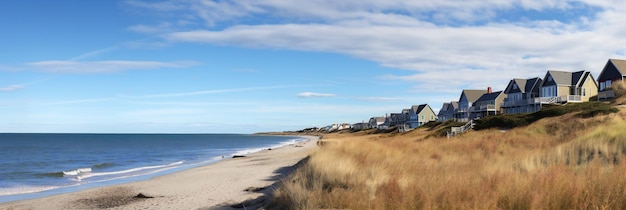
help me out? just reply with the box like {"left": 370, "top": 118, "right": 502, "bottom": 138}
{"left": 1, "top": 0, "right": 625, "bottom": 133}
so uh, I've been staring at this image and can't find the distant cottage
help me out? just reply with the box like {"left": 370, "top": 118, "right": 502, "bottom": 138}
{"left": 470, "top": 89, "right": 506, "bottom": 119}
{"left": 407, "top": 104, "right": 436, "bottom": 128}
{"left": 454, "top": 89, "right": 488, "bottom": 122}
{"left": 437, "top": 101, "right": 458, "bottom": 122}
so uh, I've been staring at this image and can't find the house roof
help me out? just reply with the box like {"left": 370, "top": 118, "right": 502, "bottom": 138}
{"left": 514, "top": 79, "right": 527, "bottom": 92}
{"left": 449, "top": 101, "right": 458, "bottom": 109}
{"left": 547, "top": 70, "right": 574, "bottom": 85}
{"left": 545, "top": 70, "right": 593, "bottom": 87}
{"left": 610, "top": 59, "right": 626, "bottom": 75}
{"left": 572, "top": 71, "right": 585, "bottom": 86}
{"left": 438, "top": 103, "right": 450, "bottom": 115}
{"left": 475, "top": 91, "right": 504, "bottom": 102}
{"left": 411, "top": 104, "right": 429, "bottom": 114}
{"left": 506, "top": 79, "right": 527, "bottom": 93}
{"left": 525, "top": 77, "right": 541, "bottom": 92}
{"left": 461, "top": 90, "right": 488, "bottom": 102}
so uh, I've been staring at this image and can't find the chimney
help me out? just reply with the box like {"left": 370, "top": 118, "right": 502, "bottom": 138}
{"left": 487, "top": 86, "right": 492, "bottom": 93}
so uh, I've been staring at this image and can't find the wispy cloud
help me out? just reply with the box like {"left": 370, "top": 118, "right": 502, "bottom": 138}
{"left": 0, "top": 78, "right": 54, "bottom": 92}
{"left": 135, "top": 85, "right": 292, "bottom": 98}
{"left": 69, "top": 46, "right": 120, "bottom": 61}
{"left": 26, "top": 60, "right": 198, "bottom": 73}
{"left": 356, "top": 97, "right": 404, "bottom": 102}
{"left": 0, "top": 85, "right": 25, "bottom": 92}
{"left": 296, "top": 92, "right": 336, "bottom": 98}
{"left": 45, "top": 98, "right": 114, "bottom": 106}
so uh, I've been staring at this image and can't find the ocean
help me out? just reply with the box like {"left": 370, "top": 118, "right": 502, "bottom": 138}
{"left": 0, "top": 133, "right": 305, "bottom": 203}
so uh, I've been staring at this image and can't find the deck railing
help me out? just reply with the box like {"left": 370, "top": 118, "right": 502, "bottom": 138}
{"left": 502, "top": 98, "right": 536, "bottom": 107}
{"left": 536, "top": 95, "right": 583, "bottom": 104}
{"left": 598, "top": 90, "right": 615, "bottom": 100}
{"left": 447, "top": 120, "right": 474, "bottom": 138}
{"left": 469, "top": 104, "right": 496, "bottom": 112}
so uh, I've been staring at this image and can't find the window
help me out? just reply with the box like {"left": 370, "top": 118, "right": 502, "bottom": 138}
{"left": 601, "top": 82, "right": 606, "bottom": 91}
{"left": 583, "top": 88, "right": 587, "bottom": 96}
{"left": 513, "top": 83, "right": 518, "bottom": 89}
{"left": 607, "top": 80, "right": 612, "bottom": 89}
{"left": 542, "top": 86, "right": 557, "bottom": 97}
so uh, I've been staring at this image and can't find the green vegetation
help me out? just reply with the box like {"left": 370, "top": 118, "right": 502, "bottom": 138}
{"left": 474, "top": 102, "right": 618, "bottom": 130}
{"left": 429, "top": 120, "right": 466, "bottom": 137}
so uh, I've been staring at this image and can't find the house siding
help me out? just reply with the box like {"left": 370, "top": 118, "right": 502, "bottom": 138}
{"left": 598, "top": 61, "right": 623, "bottom": 83}
{"left": 581, "top": 76, "right": 598, "bottom": 101}
{"left": 417, "top": 105, "right": 437, "bottom": 126}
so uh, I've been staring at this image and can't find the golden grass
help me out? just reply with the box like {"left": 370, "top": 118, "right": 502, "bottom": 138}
{"left": 270, "top": 108, "right": 626, "bottom": 209}
{"left": 611, "top": 81, "right": 626, "bottom": 105}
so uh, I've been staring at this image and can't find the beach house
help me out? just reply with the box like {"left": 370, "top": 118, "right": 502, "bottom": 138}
{"left": 453, "top": 89, "right": 488, "bottom": 122}
{"left": 437, "top": 101, "right": 458, "bottom": 122}
{"left": 387, "top": 111, "right": 409, "bottom": 126}
{"left": 469, "top": 90, "right": 506, "bottom": 119}
{"left": 501, "top": 77, "right": 542, "bottom": 114}
{"left": 538, "top": 70, "right": 598, "bottom": 104}
{"left": 368, "top": 117, "right": 386, "bottom": 129}
{"left": 598, "top": 58, "right": 626, "bottom": 100}
{"left": 407, "top": 104, "right": 437, "bottom": 128}
{"left": 351, "top": 122, "right": 370, "bottom": 131}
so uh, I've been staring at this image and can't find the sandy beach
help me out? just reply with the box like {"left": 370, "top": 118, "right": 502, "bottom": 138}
{"left": 0, "top": 135, "right": 318, "bottom": 210}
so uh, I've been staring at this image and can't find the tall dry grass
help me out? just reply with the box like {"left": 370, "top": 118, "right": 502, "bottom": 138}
{"left": 270, "top": 108, "right": 626, "bottom": 209}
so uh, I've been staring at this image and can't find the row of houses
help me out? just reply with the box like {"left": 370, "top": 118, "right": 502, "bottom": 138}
{"left": 437, "top": 58, "right": 626, "bottom": 122}
{"left": 361, "top": 104, "right": 437, "bottom": 131}
{"left": 349, "top": 58, "right": 626, "bottom": 132}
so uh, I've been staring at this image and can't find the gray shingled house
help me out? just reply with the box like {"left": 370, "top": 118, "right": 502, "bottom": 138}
{"left": 501, "top": 77, "right": 542, "bottom": 114}
{"left": 470, "top": 90, "right": 507, "bottom": 119}
{"left": 437, "top": 101, "right": 458, "bottom": 122}
{"left": 598, "top": 58, "right": 626, "bottom": 100}
{"left": 453, "top": 89, "right": 488, "bottom": 122}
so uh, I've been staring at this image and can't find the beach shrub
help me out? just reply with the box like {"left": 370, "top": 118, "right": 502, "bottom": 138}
{"left": 475, "top": 102, "right": 618, "bottom": 130}
{"left": 271, "top": 109, "right": 626, "bottom": 209}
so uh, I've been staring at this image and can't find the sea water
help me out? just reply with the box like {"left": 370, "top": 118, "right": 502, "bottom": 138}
{"left": 0, "top": 133, "right": 305, "bottom": 203}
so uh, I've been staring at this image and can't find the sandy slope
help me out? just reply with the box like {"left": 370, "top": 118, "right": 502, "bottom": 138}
{"left": 0, "top": 136, "right": 318, "bottom": 210}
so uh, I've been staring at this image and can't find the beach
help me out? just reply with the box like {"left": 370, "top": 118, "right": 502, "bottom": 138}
{"left": 0, "top": 135, "right": 318, "bottom": 210}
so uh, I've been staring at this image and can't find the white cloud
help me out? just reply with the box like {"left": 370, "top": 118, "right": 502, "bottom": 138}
{"left": 136, "top": 0, "right": 626, "bottom": 94}
{"left": 135, "top": 85, "right": 291, "bottom": 98}
{"left": 0, "top": 85, "right": 24, "bottom": 92}
{"left": 25, "top": 60, "right": 198, "bottom": 73}
{"left": 296, "top": 92, "right": 336, "bottom": 98}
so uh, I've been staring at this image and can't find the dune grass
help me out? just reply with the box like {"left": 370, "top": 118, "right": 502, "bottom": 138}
{"left": 474, "top": 101, "right": 619, "bottom": 130}
{"left": 270, "top": 108, "right": 626, "bottom": 209}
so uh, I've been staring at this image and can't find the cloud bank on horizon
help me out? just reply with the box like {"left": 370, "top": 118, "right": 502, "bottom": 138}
{"left": 1, "top": 0, "right": 625, "bottom": 133}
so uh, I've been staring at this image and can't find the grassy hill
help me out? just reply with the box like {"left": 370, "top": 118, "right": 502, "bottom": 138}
{"left": 269, "top": 101, "right": 626, "bottom": 209}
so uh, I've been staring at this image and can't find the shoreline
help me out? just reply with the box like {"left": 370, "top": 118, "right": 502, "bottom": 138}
{"left": 0, "top": 135, "right": 319, "bottom": 210}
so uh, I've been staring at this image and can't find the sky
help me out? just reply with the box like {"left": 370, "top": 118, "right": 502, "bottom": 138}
{"left": 1, "top": 0, "right": 625, "bottom": 133}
